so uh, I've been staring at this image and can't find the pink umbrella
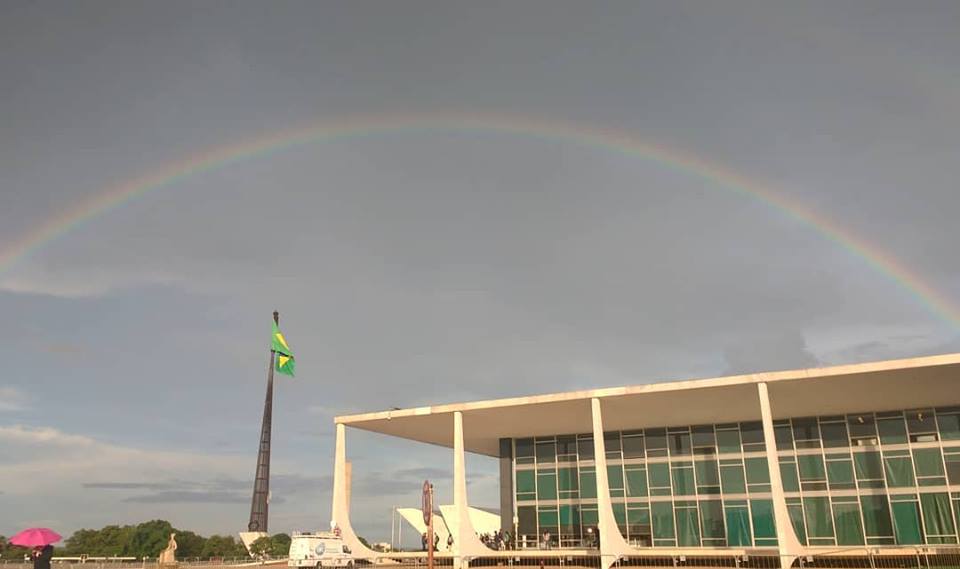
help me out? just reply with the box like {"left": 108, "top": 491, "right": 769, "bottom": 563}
{"left": 8, "top": 528, "right": 62, "bottom": 547}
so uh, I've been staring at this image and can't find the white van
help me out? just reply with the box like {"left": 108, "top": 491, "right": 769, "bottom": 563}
{"left": 288, "top": 532, "right": 353, "bottom": 569}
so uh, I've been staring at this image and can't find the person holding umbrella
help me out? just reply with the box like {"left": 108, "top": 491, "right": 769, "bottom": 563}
{"left": 32, "top": 544, "right": 53, "bottom": 569}
{"left": 7, "top": 528, "right": 61, "bottom": 569}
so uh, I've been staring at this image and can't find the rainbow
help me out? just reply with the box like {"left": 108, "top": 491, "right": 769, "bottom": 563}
{"left": 1, "top": 111, "right": 957, "bottom": 329}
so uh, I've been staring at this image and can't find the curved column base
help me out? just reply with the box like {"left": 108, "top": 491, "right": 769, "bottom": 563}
{"left": 330, "top": 423, "right": 383, "bottom": 561}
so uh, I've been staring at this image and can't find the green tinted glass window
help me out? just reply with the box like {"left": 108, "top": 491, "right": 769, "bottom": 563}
{"left": 833, "top": 502, "right": 865, "bottom": 545}
{"left": 938, "top": 413, "right": 960, "bottom": 441}
{"left": 827, "top": 459, "right": 854, "bottom": 487}
{"left": 627, "top": 506, "right": 650, "bottom": 525}
{"left": 578, "top": 436, "right": 594, "bottom": 460}
{"left": 740, "top": 422, "right": 764, "bottom": 446}
{"left": 780, "top": 460, "right": 800, "bottom": 492}
{"left": 670, "top": 432, "right": 692, "bottom": 456}
{"left": 537, "top": 472, "right": 557, "bottom": 500}
{"left": 536, "top": 441, "right": 556, "bottom": 463}
{"left": 695, "top": 460, "right": 720, "bottom": 487}
{"left": 676, "top": 508, "right": 701, "bottom": 546}
{"left": 793, "top": 418, "right": 819, "bottom": 442}
{"left": 613, "top": 503, "right": 626, "bottom": 525}
{"left": 860, "top": 495, "right": 894, "bottom": 538}
{"left": 622, "top": 435, "right": 645, "bottom": 459}
{"left": 798, "top": 454, "right": 827, "bottom": 481}
{"left": 538, "top": 506, "right": 559, "bottom": 527}
{"left": 652, "top": 502, "right": 675, "bottom": 539}
{"left": 788, "top": 504, "right": 807, "bottom": 545}
{"left": 648, "top": 463, "right": 670, "bottom": 489}
{"left": 878, "top": 417, "right": 907, "bottom": 445}
{"left": 721, "top": 464, "right": 747, "bottom": 494}
{"left": 699, "top": 501, "right": 725, "bottom": 540}
{"left": 892, "top": 501, "right": 923, "bottom": 545}
{"left": 833, "top": 503, "right": 864, "bottom": 545}
{"left": 608, "top": 465, "right": 625, "bottom": 490}
{"left": 751, "top": 499, "right": 777, "bottom": 539}
{"left": 745, "top": 457, "right": 770, "bottom": 484}
{"left": 725, "top": 505, "right": 751, "bottom": 546}
{"left": 581, "top": 507, "right": 599, "bottom": 526}
{"left": 821, "top": 422, "right": 850, "bottom": 448}
{"left": 920, "top": 493, "right": 956, "bottom": 540}
{"left": 717, "top": 429, "right": 742, "bottom": 454}
{"left": 803, "top": 497, "right": 835, "bottom": 539}
{"left": 914, "top": 448, "right": 945, "bottom": 477}
{"left": 775, "top": 424, "right": 794, "bottom": 451}
{"left": 518, "top": 505, "right": 537, "bottom": 535}
{"left": 558, "top": 504, "right": 579, "bottom": 529}
{"left": 854, "top": 452, "right": 884, "bottom": 481}
{"left": 558, "top": 467, "right": 579, "bottom": 492}
{"left": 672, "top": 467, "right": 695, "bottom": 496}
{"left": 516, "top": 470, "right": 536, "bottom": 493}
{"left": 579, "top": 470, "right": 597, "bottom": 499}
{"left": 884, "top": 456, "right": 916, "bottom": 488}
{"left": 625, "top": 467, "right": 648, "bottom": 498}
{"left": 516, "top": 438, "right": 535, "bottom": 458}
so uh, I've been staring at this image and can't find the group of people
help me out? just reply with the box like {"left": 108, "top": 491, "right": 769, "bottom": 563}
{"left": 479, "top": 529, "right": 511, "bottom": 550}
{"left": 420, "top": 529, "right": 513, "bottom": 551}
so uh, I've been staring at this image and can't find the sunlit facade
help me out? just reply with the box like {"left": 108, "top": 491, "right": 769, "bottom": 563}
{"left": 331, "top": 353, "right": 960, "bottom": 568}
{"left": 511, "top": 407, "right": 960, "bottom": 549}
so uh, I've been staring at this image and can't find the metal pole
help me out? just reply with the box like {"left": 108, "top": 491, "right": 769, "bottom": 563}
{"left": 428, "top": 484, "right": 435, "bottom": 569}
{"left": 248, "top": 311, "right": 279, "bottom": 532}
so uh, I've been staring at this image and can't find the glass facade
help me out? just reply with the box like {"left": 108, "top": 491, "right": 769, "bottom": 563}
{"left": 512, "top": 406, "right": 960, "bottom": 549}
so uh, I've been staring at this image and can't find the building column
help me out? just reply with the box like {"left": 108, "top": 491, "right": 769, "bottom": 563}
{"left": 331, "top": 422, "right": 380, "bottom": 560}
{"left": 453, "top": 411, "right": 490, "bottom": 563}
{"left": 591, "top": 398, "right": 635, "bottom": 569}
{"left": 756, "top": 382, "right": 803, "bottom": 567}
{"left": 499, "top": 438, "right": 514, "bottom": 533}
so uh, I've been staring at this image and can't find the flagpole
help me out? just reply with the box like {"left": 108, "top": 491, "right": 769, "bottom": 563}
{"left": 248, "top": 311, "right": 278, "bottom": 533}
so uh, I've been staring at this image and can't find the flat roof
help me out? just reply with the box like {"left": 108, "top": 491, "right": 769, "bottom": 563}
{"left": 337, "top": 352, "right": 960, "bottom": 457}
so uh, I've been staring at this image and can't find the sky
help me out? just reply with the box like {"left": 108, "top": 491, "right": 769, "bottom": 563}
{"left": 2, "top": 0, "right": 960, "bottom": 547}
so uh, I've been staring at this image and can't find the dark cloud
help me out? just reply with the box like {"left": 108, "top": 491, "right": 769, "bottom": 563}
{"left": 393, "top": 467, "right": 452, "bottom": 480}
{"left": 723, "top": 330, "right": 821, "bottom": 376}
{"left": 123, "top": 491, "right": 253, "bottom": 504}
{"left": 83, "top": 482, "right": 171, "bottom": 490}
{"left": 2, "top": 0, "right": 959, "bottom": 539}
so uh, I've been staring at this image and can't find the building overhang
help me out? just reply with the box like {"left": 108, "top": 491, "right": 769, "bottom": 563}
{"left": 336, "top": 353, "right": 960, "bottom": 457}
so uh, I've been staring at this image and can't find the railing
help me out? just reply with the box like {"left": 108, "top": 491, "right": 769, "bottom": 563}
{"left": 0, "top": 558, "right": 279, "bottom": 569}
{"left": 352, "top": 547, "right": 960, "bottom": 569}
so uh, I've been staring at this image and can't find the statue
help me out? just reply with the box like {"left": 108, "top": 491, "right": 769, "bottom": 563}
{"left": 158, "top": 533, "right": 177, "bottom": 567}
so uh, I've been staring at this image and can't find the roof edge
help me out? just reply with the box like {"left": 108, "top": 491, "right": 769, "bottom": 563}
{"left": 335, "top": 352, "right": 960, "bottom": 425}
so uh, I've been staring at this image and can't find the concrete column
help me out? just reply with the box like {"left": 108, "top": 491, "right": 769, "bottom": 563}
{"left": 757, "top": 382, "right": 803, "bottom": 566}
{"left": 499, "top": 438, "right": 514, "bottom": 533}
{"left": 452, "top": 411, "right": 490, "bottom": 562}
{"left": 590, "top": 398, "right": 634, "bottom": 569}
{"left": 331, "top": 423, "right": 380, "bottom": 560}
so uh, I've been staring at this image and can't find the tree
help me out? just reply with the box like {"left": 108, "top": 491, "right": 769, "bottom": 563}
{"left": 174, "top": 531, "right": 206, "bottom": 559}
{"left": 125, "top": 520, "right": 175, "bottom": 558}
{"left": 0, "top": 535, "right": 31, "bottom": 561}
{"left": 65, "top": 525, "right": 135, "bottom": 556}
{"left": 249, "top": 534, "right": 290, "bottom": 558}
{"left": 201, "top": 535, "right": 247, "bottom": 559}
{"left": 249, "top": 536, "right": 272, "bottom": 558}
{"left": 268, "top": 534, "right": 291, "bottom": 558}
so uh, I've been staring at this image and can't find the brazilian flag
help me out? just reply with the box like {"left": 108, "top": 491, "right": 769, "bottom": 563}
{"left": 272, "top": 321, "right": 295, "bottom": 377}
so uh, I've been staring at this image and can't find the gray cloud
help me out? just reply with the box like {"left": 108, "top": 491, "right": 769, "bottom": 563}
{"left": 393, "top": 467, "right": 452, "bottom": 480}
{"left": 2, "top": 0, "right": 959, "bottom": 540}
{"left": 123, "top": 491, "right": 253, "bottom": 505}
{"left": 83, "top": 482, "right": 171, "bottom": 490}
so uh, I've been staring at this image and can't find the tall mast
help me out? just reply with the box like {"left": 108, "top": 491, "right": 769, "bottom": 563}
{"left": 248, "top": 310, "right": 278, "bottom": 532}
